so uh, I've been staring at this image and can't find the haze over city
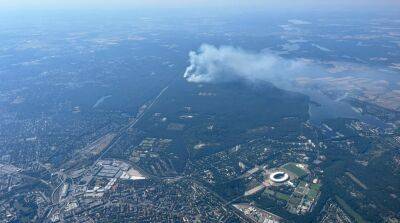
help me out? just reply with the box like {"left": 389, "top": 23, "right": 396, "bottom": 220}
{"left": 0, "top": 0, "right": 399, "bottom": 222}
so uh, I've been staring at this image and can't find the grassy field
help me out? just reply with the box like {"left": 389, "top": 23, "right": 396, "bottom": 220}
{"left": 310, "top": 183, "right": 321, "bottom": 191}
{"left": 275, "top": 192, "right": 290, "bottom": 201}
{"left": 345, "top": 172, "right": 368, "bottom": 190}
{"left": 335, "top": 195, "right": 367, "bottom": 223}
{"left": 282, "top": 163, "right": 308, "bottom": 178}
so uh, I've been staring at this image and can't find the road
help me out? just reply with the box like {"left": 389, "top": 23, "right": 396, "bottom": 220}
{"left": 49, "top": 84, "right": 253, "bottom": 222}
{"left": 91, "top": 85, "right": 169, "bottom": 169}
{"left": 190, "top": 178, "right": 253, "bottom": 223}
{"left": 48, "top": 85, "right": 170, "bottom": 220}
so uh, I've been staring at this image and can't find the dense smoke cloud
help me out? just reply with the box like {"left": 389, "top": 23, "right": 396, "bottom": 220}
{"left": 183, "top": 44, "right": 312, "bottom": 83}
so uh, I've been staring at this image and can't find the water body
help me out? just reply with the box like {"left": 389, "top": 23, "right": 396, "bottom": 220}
{"left": 93, "top": 95, "right": 112, "bottom": 108}
{"left": 302, "top": 89, "right": 388, "bottom": 128}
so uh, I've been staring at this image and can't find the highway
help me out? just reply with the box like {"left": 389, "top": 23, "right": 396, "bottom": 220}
{"left": 91, "top": 85, "right": 169, "bottom": 170}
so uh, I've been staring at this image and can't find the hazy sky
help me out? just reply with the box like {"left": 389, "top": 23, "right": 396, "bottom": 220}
{"left": 1, "top": 0, "right": 399, "bottom": 10}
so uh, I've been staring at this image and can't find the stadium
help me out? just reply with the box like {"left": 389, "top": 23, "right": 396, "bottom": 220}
{"left": 269, "top": 171, "right": 290, "bottom": 183}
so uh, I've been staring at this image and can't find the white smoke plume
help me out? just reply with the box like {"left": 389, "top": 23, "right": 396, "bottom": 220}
{"left": 183, "top": 44, "right": 314, "bottom": 83}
